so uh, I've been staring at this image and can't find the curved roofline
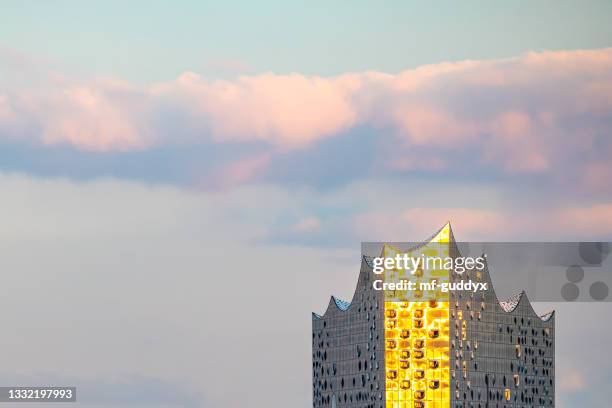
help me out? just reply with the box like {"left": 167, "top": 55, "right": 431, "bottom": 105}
{"left": 314, "top": 223, "right": 554, "bottom": 324}
{"left": 519, "top": 290, "right": 556, "bottom": 323}
{"left": 540, "top": 310, "right": 555, "bottom": 321}
{"left": 477, "top": 256, "right": 555, "bottom": 323}
{"left": 313, "top": 255, "right": 374, "bottom": 319}
{"left": 499, "top": 290, "right": 524, "bottom": 313}
{"left": 332, "top": 296, "right": 351, "bottom": 311}
{"left": 314, "top": 224, "right": 452, "bottom": 319}
{"left": 313, "top": 296, "right": 352, "bottom": 319}
{"left": 382, "top": 222, "right": 452, "bottom": 255}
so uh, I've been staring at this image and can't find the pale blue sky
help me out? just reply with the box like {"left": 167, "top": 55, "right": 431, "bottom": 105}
{"left": 2, "top": 0, "right": 612, "bottom": 82}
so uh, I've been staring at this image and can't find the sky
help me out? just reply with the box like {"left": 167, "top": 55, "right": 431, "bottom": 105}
{"left": 3, "top": 0, "right": 612, "bottom": 81}
{"left": 1, "top": 2, "right": 612, "bottom": 407}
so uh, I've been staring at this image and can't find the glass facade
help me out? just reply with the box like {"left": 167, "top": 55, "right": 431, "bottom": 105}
{"left": 313, "top": 224, "right": 555, "bottom": 408}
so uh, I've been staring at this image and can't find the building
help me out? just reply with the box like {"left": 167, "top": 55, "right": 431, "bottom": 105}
{"left": 312, "top": 224, "right": 555, "bottom": 408}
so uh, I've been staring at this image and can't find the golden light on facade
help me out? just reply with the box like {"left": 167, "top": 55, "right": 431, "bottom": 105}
{"left": 383, "top": 224, "right": 451, "bottom": 408}
{"left": 313, "top": 222, "right": 555, "bottom": 408}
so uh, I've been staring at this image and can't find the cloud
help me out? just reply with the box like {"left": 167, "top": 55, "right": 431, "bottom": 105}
{"left": 152, "top": 72, "right": 358, "bottom": 148}
{"left": 205, "top": 152, "right": 271, "bottom": 189}
{"left": 37, "top": 83, "right": 145, "bottom": 151}
{"left": 0, "top": 173, "right": 358, "bottom": 408}
{"left": 559, "top": 370, "right": 586, "bottom": 393}
{"left": 294, "top": 216, "right": 321, "bottom": 232}
{"left": 352, "top": 204, "right": 612, "bottom": 242}
{"left": 1, "top": 48, "right": 611, "bottom": 183}
{"left": 0, "top": 48, "right": 610, "bottom": 201}
{"left": 1, "top": 173, "right": 611, "bottom": 407}
{"left": 353, "top": 208, "right": 504, "bottom": 241}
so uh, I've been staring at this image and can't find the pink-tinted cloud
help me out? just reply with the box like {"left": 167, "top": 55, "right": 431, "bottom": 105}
{"left": 553, "top": 204, "right": 612, "bottom": 236}
{"left": 559, "top": 371, "right": 586, "bottom": 393}
{"left": 152, "top": 72, "right": 358, "bottom": 148}
{"left": 38, "top": 84, "right": 144, "bottom": 151}
{"left": 203, "top": 152, "right": 272, "bottom": 190}
{"left": 1, "top": 47, "right": 612, "bottom": 183}
{"left": 353, "top": 208, "right": 505, "bottom": 241}
{"left": 353, "top": 204, "right": 612, "bottom": 241}
{"left": 293, "top": 217, "right": 321, "bottom": 232}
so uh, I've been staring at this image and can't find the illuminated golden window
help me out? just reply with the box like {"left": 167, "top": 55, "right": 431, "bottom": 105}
{"left": 457, "top": 310, "right": 463, "bottom": 320}
{"left": 414, "top": 264, "right": 424, "bottom": 277}
{"left": 381, "top": 226, "right": 452, "bottom": 408}
{"left": 504, "top": 388, "right": 511, "bottom": 401}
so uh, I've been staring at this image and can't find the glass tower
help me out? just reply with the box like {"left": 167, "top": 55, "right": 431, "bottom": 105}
{"left": 312, "top": 224, "right": 555, "bottom": 408}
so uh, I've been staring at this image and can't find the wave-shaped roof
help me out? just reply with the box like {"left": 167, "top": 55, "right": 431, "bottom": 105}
{"left": 499, "top": 291, "right": 523, "bottom": 312}
{"left": 314, "top": 223, "right": 555, "bottom": 324}
{"left": 497, "top": 291, "right": 555, "bottom": 322}
{"left": 332, "top": 297, "right": 351, "bottom": 311}
{"left": 540, "top": 310, "right": 555, "bottom": 321}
